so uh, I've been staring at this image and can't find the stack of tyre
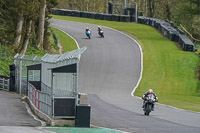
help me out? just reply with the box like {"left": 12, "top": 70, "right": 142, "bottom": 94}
{"left": 138, "top": 16, "right": 196, "bottom": 52}
{"left": 52, "top": 8, "right": 135, "bottom": 22}
{"left": 52, "top": 8, "right": 196, "bottom": 52}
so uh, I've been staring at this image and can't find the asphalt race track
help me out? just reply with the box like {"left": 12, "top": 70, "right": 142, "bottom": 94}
{"left": 51, "top": 19, "right": 200, "bottom": 133}
{"left": 0, "top": 91, "right": 43, "bottom": 133}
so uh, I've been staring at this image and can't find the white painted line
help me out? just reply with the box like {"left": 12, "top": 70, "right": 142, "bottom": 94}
{"left": 91, "top": 124, "right": 130, "bottom": 133}
{"left": 51, "top": 19, "right": 143, "bottom": 133}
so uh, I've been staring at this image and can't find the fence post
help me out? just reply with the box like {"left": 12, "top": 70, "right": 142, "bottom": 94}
{"left": 7, "top": 79, "right": 10, "bottom": 91}
{"left": 19, "top": 56, "right": 24, "bottom": 94}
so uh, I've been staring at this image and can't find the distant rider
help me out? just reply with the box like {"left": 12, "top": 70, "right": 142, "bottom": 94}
{"left": 86, "top": 27, "right": 91, "bottom": 34}
{"left": 142, "top": 89, "right": 158, "bottom": 111}
{"left": 97, "top": 26, "right": 103, "bottom": 33}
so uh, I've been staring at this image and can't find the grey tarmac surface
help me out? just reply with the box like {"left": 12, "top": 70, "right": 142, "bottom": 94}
{"left": 50, "top": 19, "right": 200, "bottom": 133}
{"left": 0, "top": 91, "right": 43, "bottom": 132}
{"left": 0, "top": 126, "right": 52, "bottom": 133}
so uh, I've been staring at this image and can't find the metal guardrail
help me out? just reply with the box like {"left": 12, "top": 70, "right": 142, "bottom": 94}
{"left": 0, "top": 77, "right": 10, "bottom": 91}
{"left": 28, "top": 82, "right": 76, "bottom": 119}
{"left": 28, "top": 82, "right": 52, "bottom": 118}
{"left": 51, "top": 29, "right": 59, "bottom": 46}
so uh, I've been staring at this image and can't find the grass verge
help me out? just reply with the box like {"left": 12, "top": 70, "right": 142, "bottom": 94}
{"left": 50, "top": 27, "right": 78, "bottom": 52}
{"left": 51, "top": 15, "right": 200, "bottom": 112}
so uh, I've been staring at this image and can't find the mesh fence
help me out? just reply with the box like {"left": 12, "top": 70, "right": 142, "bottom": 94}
{"left": 14, "top": 54, "right": 41, "bottom": 94}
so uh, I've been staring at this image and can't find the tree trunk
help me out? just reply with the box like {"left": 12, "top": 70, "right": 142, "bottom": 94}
{"left": 36, "top": 0, "right": 46, "bottom": 50}
{"left": 19, "top": 20, "right": 32, "bottom": 56}
{"left": 13, "top": 11, "right": 24, "bottom": 51}
{"left": 165, "top": 1, "right": 171, "bottom": 21}
{"left": 146, "top": 0, "right": 156, "bottom": 17}
{"left": 103, "top": 0, "right": 107, "bottom": 13}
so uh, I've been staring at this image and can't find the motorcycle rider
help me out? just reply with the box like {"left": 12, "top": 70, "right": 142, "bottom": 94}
{"left": 142, "top": 89, "right": 158, "bottom": 111}
{"left": 97, "top": 26, "right": 104, "bottom": 37}
{"left": 85, "top": 27, "right": 91, "bottom": 38}
{"left": 86, "top": 27, "right": 91, "bottom": 34}
{"left": 97, "top": 26, "right": 103, "bottom": 32}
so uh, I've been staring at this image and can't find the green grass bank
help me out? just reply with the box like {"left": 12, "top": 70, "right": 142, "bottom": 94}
{"left": 51, "top": 15, "right": 200, "bottom": 112}
{"left": 50, "top": 27, "right": 78, "bottom": 52}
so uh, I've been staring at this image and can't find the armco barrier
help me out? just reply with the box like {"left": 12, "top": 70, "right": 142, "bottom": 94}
{"left": 51, "top": 8, "right": 196, "bottom": 52}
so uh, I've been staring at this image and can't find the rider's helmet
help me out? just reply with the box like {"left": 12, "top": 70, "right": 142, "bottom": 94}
{"left": 86, "top": 27, "right": 89, "bottom": 30}
{"left": 98, "top": 26, "right": 101, "bottom": 29}
{"left": 148, "top": 89, "right": 153, "bottom": 94}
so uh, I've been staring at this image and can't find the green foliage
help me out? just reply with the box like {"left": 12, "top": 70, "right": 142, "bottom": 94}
{"left": 56, "top": 0, "right": 108, "bottom": 13}
{"left": 25, "top": 43, "right": 47, "bottom": 56}
{"left": 52, "top": 15, "right": 200, "bottom": 112}
{"left": 0, "top": 45, "right": 14, "bottom": 76}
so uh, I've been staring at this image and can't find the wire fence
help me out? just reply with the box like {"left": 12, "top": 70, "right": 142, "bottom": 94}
{"left": 14, "top": 54, "right": 41, "bottom": 94}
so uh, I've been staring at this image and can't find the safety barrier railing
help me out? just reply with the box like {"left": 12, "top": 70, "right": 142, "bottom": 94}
{"left": 0, "top": 77, "right": 10, "bottom": 91}
{"left": 28, "top": 82, "right": 52, "bottom": 118}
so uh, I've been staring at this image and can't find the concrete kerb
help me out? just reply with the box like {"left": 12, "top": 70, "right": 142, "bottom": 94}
{"left": 21, "top": 96, "right": 75, "bottom": 127}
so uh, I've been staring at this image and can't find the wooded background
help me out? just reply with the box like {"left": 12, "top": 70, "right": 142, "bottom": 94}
{"left": 0, "top": 0, "right": 199, "bottom": 55}
{"left": 56, "top": 0, "right": 200, "bottom": 41}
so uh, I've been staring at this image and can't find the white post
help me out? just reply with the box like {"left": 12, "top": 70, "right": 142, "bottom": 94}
{"left": 7, "top": 79, "right": 10, "bottom": 91}
{"left": 124, "top": 0, "right": 127, "bottom": 8}
{"left": 19, "top": 60, "right": 22, "bottom": 94}
{"left": 19, "top": 55, "right": 24, "bottom": 94}
{"left": 135, "top": 3, "right": 138, "bottom": 23}
{"left": 75, "top": 62, "right": 78, "bottom": 105}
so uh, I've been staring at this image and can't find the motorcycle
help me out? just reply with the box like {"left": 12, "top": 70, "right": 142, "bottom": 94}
{"left": 98, "top": 30, "right": 104, "bottom": 38}
{"left": 86, "top": 31, "right": 91, "bottom": 39}
{"left": 143, "top": 94, "right": 156, "bottom": 116}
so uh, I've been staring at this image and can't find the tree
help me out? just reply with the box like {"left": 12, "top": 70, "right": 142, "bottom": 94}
{"left": 19, "top": 0, "right": 40, "bottom": 55}
{"left": 37, "top": 0, "right": 46, "bottom": 50}
{"left": 19, "top": 19, "right": 32, "bottom": 55}
{"left": 184, "top": 0, "right": 200, "bottom": 15}
{"left": 13, "top": 11, "right": 24, "bottom": 51}
{"left": 147, "top": 0, "right": 155, "bottom": 17}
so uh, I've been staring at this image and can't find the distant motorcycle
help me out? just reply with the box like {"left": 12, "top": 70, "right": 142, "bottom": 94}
{"left": 143, "top": 94, "right": 156, "bottom": 115}
{"left": 86, "top": 31, "right": 91, "bottom": 39}
{"left": 98, "top": 30, "right": 104, "bottom": 38}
